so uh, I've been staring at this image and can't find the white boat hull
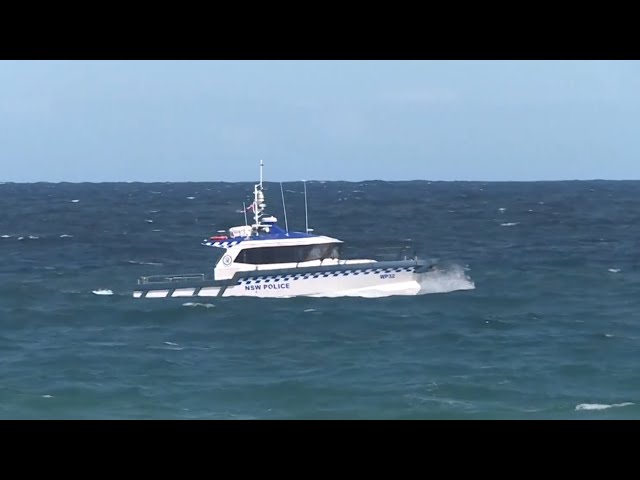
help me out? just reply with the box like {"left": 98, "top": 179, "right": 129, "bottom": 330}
{"left": 133, "top": 263, "right": 435, "bottom": 299}
{"left": 224, "top": 270, "right": 423, "bottom": 298}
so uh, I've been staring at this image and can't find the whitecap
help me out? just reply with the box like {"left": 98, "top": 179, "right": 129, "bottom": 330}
{"left": 575, "top": 402, "right": 634, "bottom": 411}
{"left": 186, "top": 196, "right": 195, "bottom": 200}
{"left": 128, "top": 260, "right": 163, "bottom": 266}
{"left": 152, "top": 229, "right": 163, "bottom": 232}
{"left": 60, "top": 234, "right": 73, "bottom": 238}
{"left": 92, "top": 289, "right": 113, "bottom": 295}
{"left": 416, "top": 264, "right": 475, "bottom": 295}
{"left": 28, "top": 235, "right": 40, "bottom": 239}
{"left": 1, "top": 235, "right": 10, "bottom": 238}
{"left": 498, "top": 207, "right": 506, "bottom": 212}
{"left": 500, "top": 222, "right": 518, "bottom": 227}
{"left": 145, "top": 219, "right": 154, "bottom": 223}
{"left": 608, "top": 268, "right": 620, "bottom": 273}
{"left": 182, "top": 302, "right": 215, "bottom": 308}
{"left": 17, "top": 236, "right": 24, "bottom": 240}
{"left": 164, "top": 341, "right": 179, "bottom": 346}
{"left": 304, "top": 308, "right": 317, "bottom": 313}
{"left": 71, "top": 199, "right": 80, "bottom": 203}
{"left": 42, "top": 395, "right": 53, "bottom": 398}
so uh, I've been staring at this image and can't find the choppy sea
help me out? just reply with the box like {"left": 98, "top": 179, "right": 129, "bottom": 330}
{"left": 1, "top": 179, "right": 639, "bottom": 419}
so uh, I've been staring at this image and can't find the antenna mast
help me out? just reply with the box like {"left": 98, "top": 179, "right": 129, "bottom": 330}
{"left": 280, "top": 182, "right": 289, "bottom": 234}
{"left": 303, "top": 180, "right": 309, "bottom": 233}
{"left": 242, "top": 202, "right": 248, "bottom": 226}
{"left": 252, "top": 160, "right": 265, "bottom": 230}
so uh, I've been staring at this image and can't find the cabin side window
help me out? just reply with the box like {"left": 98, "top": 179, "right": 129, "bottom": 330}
{"left": 236, "top": 243, "right": 342, "bottom": 265}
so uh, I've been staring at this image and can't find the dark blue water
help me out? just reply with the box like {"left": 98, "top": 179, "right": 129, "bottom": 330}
{"left": 2, "top": 180, "right": 640, "bottom": 419}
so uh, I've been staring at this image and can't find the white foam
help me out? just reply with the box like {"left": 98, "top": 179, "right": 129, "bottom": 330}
{"left": 42, "top": 395, "right": 53, "bottom": 398}
{"left": 92, "top": 289, "right": 113, "bottom": 296}
{"left": 182, "top": 302, "right": 215, "bottom": 308}
{"left": 28, "top": 235, "right": 39, "bottom": 239}
{"left": 186, "top": 196, "right": 195, "bottom": 199}
{"left": 304, "top": 308, "right": 317, "bottom": 312}
{"left": 71, "top": 199, "right": 80, "bottom": 203}
{"left": 164, "top": 341, "right": 179, "bottom": 346}
{"left": 417, "top": 264, "right": 475, "bottom": 295}
{"left": 498, "top": 207, "right": 506, "bottom": 212}
{"left": 17, "top": 236, "right": 24, "bottom": 240}
{"left": 145, "top": 219, "right": 154, "bottom": 223}
{"left": 152, "top": 229, "right": 163, "bottom": 232}
{"left": 608, "top": 268, "right": 621, "bottom": 273}
{"left": 1, "top": 235, "right": 10, "bottom": 238}
{"left": 500, "top": 222, "right": 519, "bottom": 227}
{"left": 128, "top": 260, "right": 163, "bottom": 266}
{"left": 575, "top": 402, "right": 634, "bottom": 411}
{"left": 60, "top": 234, "right": 73, "bottom": 238}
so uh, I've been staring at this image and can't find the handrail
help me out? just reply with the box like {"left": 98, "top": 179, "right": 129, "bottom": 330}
{"left": 137, "top": 273, "right": 205, "bottom": 285}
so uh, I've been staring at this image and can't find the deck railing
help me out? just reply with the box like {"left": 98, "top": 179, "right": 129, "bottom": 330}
{"left": 137, "top": 273, "right": 205, "bottom": 285}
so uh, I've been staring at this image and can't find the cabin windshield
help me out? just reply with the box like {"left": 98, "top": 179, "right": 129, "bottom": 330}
{"left": 236, "top": 243, "right": 342, "bottom": 265}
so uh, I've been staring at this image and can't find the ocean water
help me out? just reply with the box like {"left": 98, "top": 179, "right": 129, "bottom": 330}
{"left": 1, "top": 179, "right": 640, "bottom": 419}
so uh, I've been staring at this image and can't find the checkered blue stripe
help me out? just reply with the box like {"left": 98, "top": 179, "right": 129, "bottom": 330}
{"left": 202, "top": 240, "right": 242, "bottom": 248}
{"left": 237, "top": 267, "right": 415, "bottom": 285}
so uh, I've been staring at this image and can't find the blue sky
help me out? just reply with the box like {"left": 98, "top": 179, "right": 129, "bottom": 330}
{"left": 1, "top": 60, "right": 639, "bottom": 182}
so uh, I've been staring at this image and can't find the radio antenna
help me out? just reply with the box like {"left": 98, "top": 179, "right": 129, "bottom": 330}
{"left": 303, "top": 180, "right": 309, "bottom": 233}
{"left": 280, "top": 182, "right": 289, "bottom": 234}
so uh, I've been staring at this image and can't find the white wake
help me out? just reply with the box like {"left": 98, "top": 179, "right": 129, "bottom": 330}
{"left": 417, "top": 264, "right": 475, "bottom": 295}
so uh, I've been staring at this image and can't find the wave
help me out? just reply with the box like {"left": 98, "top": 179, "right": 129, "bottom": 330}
{"left": 182, "top": 302, "right": 215, "bottom": 308}
{"left": 92, "top": 289, "right": 114, "bottom": 296}
{"left": 127, "top": 260, "right": 164, "bottom": 266}
{"left": 417, "top": 264, "right": 475, "bottom": 295}
{"left": 575, "top": 402, "right": 634, "bottom": 411}
{"left": 500, "top": 222, "right": 518, "bottom": 227}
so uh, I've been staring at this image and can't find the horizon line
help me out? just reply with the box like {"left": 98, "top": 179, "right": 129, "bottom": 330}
{"left": 1, "top": 178, "right": 640, "bottom": 184}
